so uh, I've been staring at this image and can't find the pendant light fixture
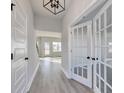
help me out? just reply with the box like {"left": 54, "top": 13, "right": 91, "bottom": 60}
{"left": 43, "top": 0, "right": 65, "bottom": 15}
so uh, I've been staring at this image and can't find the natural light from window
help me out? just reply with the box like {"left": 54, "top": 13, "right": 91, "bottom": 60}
{"left": 52, "top": 42, "right": 61, "bottom": 52}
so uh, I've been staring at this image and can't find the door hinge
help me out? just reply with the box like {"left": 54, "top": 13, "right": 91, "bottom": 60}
{"left": 11, "top": 53, "right": 14, "bottom": 60}
{"left": 11, "top": 3, "right": 16, "bottom": 11}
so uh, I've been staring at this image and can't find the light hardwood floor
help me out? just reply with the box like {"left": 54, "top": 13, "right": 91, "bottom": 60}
{"left": 29, "top": 58, "right": 94, "bottom": 93}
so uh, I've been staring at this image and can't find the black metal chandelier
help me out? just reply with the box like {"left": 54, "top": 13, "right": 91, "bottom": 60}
{"left": 43, "top": 0, "right": 65, "bottom": 15}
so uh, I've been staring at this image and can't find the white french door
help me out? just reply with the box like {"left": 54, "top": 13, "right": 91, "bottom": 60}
{"left": 11, "top": 0, "right": 28, "bottom": 93}
{"left": 94, "top": 0, "right": 112, "bottom": 93}
{"left": 71, "top": 21, "right": 92, "bottom": 88}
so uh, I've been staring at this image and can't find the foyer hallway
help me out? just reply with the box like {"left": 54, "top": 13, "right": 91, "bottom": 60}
{"left": 29, "top": 58, "right": 93, "bottom": 93}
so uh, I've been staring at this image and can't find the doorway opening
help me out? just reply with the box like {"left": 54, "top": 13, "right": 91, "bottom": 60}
{"left": 36, "top": 35, "right": 62, "bottom": 64}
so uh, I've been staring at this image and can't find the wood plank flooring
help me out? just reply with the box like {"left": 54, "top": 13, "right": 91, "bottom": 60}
{"left": 29, "top": 58, "right": 94, "bottom": 93}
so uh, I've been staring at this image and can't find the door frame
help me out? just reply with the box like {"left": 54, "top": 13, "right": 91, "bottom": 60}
{"left": 68, "top": 0, "right": 108, "bottom": 90}
{"left": 68, "top": 0, "right": 106, "bottom": 78}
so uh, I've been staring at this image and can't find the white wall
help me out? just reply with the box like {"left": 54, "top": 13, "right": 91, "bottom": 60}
{"left": 20, "top": 0, "right": 39, "bottom": 90}
{"left": 61, "top": 0, "right": 98, "bottom": 75}
{"left": 34, "top": 14, "right": 62, "bottom": 32}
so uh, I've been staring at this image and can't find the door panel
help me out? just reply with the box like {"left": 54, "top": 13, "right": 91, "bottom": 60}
{"left": 14, "top": 28, "right": 26, "bottom": 43}
{"left": 94, "top": 1, "right": 112, "bottom": 93}
{"left": 11, "top": 0, "right": 28, "bottom": 93}
{"left": 14, "top": 48, "right": 25, "bottom": 61}
{"left": 71, "top": 21, "right": 92, "bottom": 88}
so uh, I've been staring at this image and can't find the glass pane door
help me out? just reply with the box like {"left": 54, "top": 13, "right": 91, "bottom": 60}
{"left": 71, "top": 21, "right": 92, "bottom": 88}
{"left": 94, "top": 1, "right": 112, "bottom": 93}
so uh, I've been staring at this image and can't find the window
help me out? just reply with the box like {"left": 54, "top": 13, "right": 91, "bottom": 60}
{"left": 44, "top": 42, "right": 50, "bottom": 55}
{"left": 52, "top": 42, "right": 61, "bottom": 52}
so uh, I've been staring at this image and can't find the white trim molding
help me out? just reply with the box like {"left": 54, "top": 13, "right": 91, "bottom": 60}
{"left": 61, "top": 66, "right": 71, "bottom": 79}
{"left": 26, "top": 62, "right": 40, "bottom": 92}
{"left": 36, "top": 30, "right": 62, "bottom": 38}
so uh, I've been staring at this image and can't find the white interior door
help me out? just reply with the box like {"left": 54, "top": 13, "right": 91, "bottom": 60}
{"left": 94, "top": 0, "right": 112, "bottom": 93}
{"left": 11, "top": 0, "right": 28, "bottom": 93}
{"left": 71, "top": 21, "right": 92, "bottom": 88}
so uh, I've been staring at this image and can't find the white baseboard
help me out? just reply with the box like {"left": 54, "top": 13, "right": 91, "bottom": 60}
{"left": 26, "top": 62, "right": 40, "bottom": 92}
{"left": 61, "top": 66, "right": 71, "bottom": 79}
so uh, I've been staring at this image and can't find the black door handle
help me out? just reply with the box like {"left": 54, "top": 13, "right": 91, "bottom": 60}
{"left": 87, "top": 56, "right": 90, "bottom": 59}
{"left": 96, "top": 58, "right": 98, "bottom": 60}
{"left": 25, "top": 57, "right": 29, "bottom": 60}
{"left": 92, "top": 58, "right": 95, "bottom": 60}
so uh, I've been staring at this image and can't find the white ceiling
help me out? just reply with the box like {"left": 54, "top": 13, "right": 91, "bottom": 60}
{"left": 30, "top": 0, "right": 72, "bottom": 19}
